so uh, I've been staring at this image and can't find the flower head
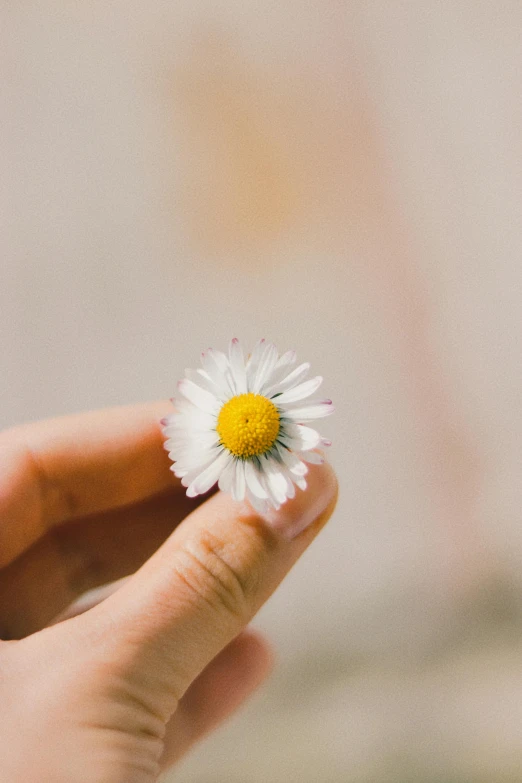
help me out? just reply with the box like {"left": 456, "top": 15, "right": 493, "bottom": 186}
{"left": 162, "top": 339, "right": 334, "bottom": 512}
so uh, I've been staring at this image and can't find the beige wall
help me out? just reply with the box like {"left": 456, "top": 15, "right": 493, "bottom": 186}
{"left": 2, "top": 2, "right": 522, "bottom": 780}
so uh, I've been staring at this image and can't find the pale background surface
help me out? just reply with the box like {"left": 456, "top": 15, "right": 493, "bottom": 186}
{"left": 2, "top": 2, "right": 522, "bottom": 781}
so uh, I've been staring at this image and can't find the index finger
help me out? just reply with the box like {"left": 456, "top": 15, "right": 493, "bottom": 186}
{"left": 0, "top": 401, "right": 178, "bottom": 568}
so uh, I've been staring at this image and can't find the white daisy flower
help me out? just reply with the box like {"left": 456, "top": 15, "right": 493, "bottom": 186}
{"left": 162, "top": 339, "right": 334, "bottom": 512}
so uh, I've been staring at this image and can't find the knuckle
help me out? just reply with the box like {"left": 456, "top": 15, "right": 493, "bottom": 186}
{"left": 172, "top": 528, "right": 269, "bottom": 621}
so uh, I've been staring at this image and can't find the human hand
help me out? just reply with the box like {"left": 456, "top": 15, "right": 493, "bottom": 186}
{"left": 0, "top": 402, "right": 337, "bottom": 782}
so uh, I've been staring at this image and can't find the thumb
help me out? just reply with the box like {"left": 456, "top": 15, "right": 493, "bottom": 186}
{"left": 80, "top": 461, "right": 337, "bottom": 720}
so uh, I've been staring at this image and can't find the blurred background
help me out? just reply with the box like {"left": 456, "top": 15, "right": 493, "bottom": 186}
{"left": 2, "top": 1, "right": 522, "bottom": 780}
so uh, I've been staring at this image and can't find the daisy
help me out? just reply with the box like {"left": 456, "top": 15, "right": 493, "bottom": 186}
{"left": 162, "top": 338, "right": 334, "bottom": 512}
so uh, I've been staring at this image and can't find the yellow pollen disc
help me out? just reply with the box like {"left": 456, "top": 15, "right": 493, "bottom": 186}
{"left": 217, "top": 393, "right": 280, "bottom": 458}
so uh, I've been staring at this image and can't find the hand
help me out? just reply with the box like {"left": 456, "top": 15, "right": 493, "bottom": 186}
{"left": 0, "top": 402, "right": 337, "bottom": 782}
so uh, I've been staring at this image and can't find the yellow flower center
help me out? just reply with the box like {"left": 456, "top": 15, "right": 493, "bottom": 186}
{"left": 217, "top": 393, "right": 280, "bottom": 458}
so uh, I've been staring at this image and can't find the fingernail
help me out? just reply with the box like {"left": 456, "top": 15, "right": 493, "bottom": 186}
{"left": 261, "top": 462, "right": 337, "bottom": 540}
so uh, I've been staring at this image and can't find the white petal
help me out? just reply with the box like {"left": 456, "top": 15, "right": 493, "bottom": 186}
{"left": 171, "top": 445, "right": 217, "bottom": 469}
{"left": 280, "top": 462, "right": 298, "bottom": 498}
{"left": 180, "top": 450, "right": 223, "bottom": 487}
{"left": 282, "top": 400, "right": 334, "bottom": 421}
{"left": 166, "top": 397, "right": 207, "bottom": 420}
{"left": 178, "top": 379, "right": 219, "bottom": 414}
{"left": 276, "top": 444, "right": 309, "bottom": 476}
{"left": 250, "top": 461, "right": 277, "bottom": 508}
{"left": 170, "top": 431, "right": 218, "bottom": 451}
{"left": 246, "top": 490, "right": 270, "bottom": 514}
{"left": 163, "top": 418, "right": 214, "bottom": 437}
{"left": 274, "top": 349, "right": 296, "bottom": 371}
{"left": 228, "top": 338, "right": 248, "bottom": 394}
{"left": 246, "top": 338, "right": 267, "bottom": 387}
{"left": 224, "top": 366, "right": 239, "bottom": 396}
{"left": 171, "top": 454, "right": 209, "bottom": 471}
{"left": 218, "top": 455, "right": 237, "bottom": 492}
{"left": 166, "top": 436, "right": 214, "bottom": 452}
{"left": 267, "top": 472, "right": 289, "bottom": 506}
{"left": 175, "top": 447, "right": 220, "bottom": 475}
{"left": 198, "top": 368, "right": 230, "bottom": 398}
{"left": 165, "top": 430, "right": 219, "bottom": 451}
{"left": 259, "top": 456, "right": 289, "bottom": 506}
{"left": 257, "top": 478, "right": 280, "bottom": 510}
{"left": 279, "top": 423, "right": 321, "bottom": 451}
{"left": 295, "top": 476, "right": 307, "bottom": 491}
{"left": 186, "top": 450, "right": 231, "bottom": 497}
{"left": 283, "top": 472, "right": 296, "bottom": 499}
{"left": 244, "top": 459, "right": 269, "bottom": 499}
{"left": 262, "top": 349, "right": 297, "bottom": 388}
{"left": 184, "top": 368, "right": 216, "bottom": 395}
{"left": 231, "top": 459, "right": 246, "bottom": 501}
{"left": 264, "top": 362, "right": 310, "bottom": 397}
{"left": 201, "top": 349, "right": 233, "bottom": 395}
{"left": 252, "top": 342, "right": 279, "bottom": 394}
{"left": 202, "top": 347, "right": 228, "bottom": 373}
{"left": 299, "top": 450, "right": 324, "bottom": 464}
{"left": 275, "top": 376, "right": 323, "bottom": 404}
{"left": 163, "top": 404, "right": 216, "bottom": 435}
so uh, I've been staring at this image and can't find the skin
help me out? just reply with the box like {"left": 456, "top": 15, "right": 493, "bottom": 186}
{"left": 0, "top": 401, "right": 338, "bottom": 782}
